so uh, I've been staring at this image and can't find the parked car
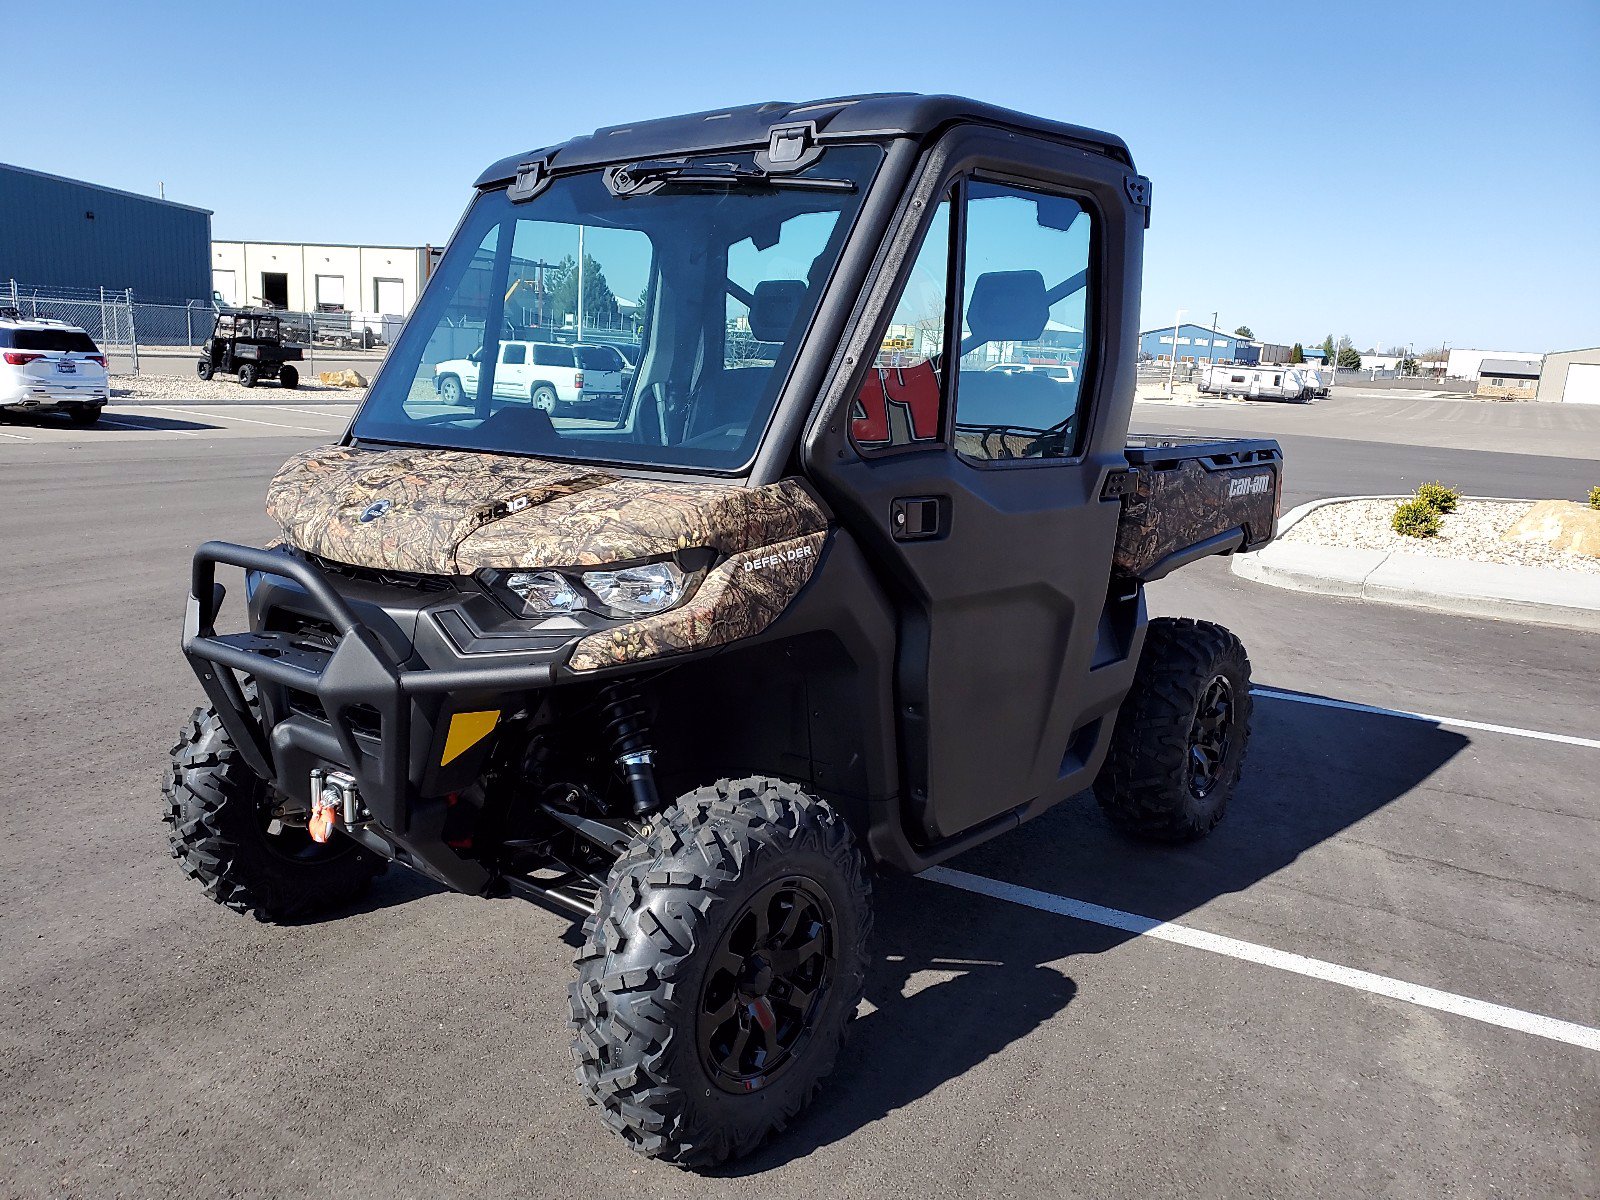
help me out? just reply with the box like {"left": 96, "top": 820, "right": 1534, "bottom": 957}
{"left": 986, "top": 361, "right": 1077, "bottom": 383}
{"left": 0, "top": 313, "right": 110, "bottom": 425}
{"left": 434, "top": 340, "right": 625, "bottom": 411}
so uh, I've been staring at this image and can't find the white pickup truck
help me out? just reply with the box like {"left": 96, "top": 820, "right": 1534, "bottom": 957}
{"left": 434, "top": 341, "right": 625, "bottom": 412}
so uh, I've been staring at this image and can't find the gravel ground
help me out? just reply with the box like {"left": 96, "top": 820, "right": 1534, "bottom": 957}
{"left": 109, "top": 372, "right": 355, "bottom": 403}
{"left": 1283, "top": 497, "right": 1600, "bottom": 573}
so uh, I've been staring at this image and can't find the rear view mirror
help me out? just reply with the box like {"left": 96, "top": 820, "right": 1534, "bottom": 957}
{"left": 1036, "top": 195, "right": 1085, "bottom": 233}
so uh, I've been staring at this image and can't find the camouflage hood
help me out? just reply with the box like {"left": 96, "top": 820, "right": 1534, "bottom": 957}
{"left": 266, "top": 444, "right": 830, "bottom": 575}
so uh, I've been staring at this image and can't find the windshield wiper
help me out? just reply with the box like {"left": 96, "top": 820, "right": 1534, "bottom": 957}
{"left": 604, "top": 159, "right": 856, "bottom": 197}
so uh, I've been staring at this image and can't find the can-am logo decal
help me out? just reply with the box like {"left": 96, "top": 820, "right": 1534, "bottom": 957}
{"left": 359, "top": 499, "right": 393, "bottom": 523}
{"left": 742, "top": 543, "right": 815, "bottom": 573}
{"left": 1228, "top": 474, "right": 1272, "bottom": 499}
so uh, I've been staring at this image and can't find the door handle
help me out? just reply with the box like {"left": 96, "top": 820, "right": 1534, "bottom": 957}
{"left": 891, "top": 496, "right": 944, "bottom": 541}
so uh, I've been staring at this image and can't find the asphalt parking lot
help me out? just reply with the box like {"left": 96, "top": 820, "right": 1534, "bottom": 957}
{"left": 1, "top": 392, "right": 1596, "bottom": 1198}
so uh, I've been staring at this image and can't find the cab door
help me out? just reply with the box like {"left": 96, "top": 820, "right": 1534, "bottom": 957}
{"left": 806, "top": 132, "right": 1147, "bottom": 845}
{"left": 496, "top": 342, "right": 530, "bottom": 399}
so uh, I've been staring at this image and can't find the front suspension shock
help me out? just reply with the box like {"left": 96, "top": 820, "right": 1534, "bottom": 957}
{"left": 598, "top": 680, "right": 662, "bottom": 818}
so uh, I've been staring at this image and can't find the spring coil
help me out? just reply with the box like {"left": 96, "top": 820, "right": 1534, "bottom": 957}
{"left": 598, "top": 681, "right": 652, "bottom": 761}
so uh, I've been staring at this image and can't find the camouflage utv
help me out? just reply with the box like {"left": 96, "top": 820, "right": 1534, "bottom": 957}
{"left": 167, "top": 94, "right": 1282, "bottom": 1167}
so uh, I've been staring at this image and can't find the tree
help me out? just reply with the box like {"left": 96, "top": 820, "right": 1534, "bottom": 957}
{"left": 546, "top": 253, "right": 620, "bottom": 329}
{"left": 1233, "top": 325, "right": 1254, "bottom": 339}
{"left": 1289, "top": 343, "right": 1305, "bottom": 364}
{"left": 1320, "top": 334, "right": 1335, "bottom": 363}
{"left": 1338, "top": 345, "right": 1362, "bottom": 369}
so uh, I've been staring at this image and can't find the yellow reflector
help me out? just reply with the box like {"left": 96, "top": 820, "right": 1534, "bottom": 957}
{"left": 441, "top": 710, "right": 500, "bottom": 766}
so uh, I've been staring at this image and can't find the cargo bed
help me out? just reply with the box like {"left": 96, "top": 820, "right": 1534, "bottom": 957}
{"left": 1111, "top": 434, "right": 1283, "bottom": 581}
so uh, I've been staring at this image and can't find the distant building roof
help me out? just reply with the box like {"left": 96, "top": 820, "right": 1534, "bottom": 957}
{"left": 0, "top": 160, "right": 213, "bottom": 216}
{"left": 1477, "top": 358, "right": 1541, "bottom": 377}
{"left": 1139, "top": 322, "right": 1243, "bottom": 338}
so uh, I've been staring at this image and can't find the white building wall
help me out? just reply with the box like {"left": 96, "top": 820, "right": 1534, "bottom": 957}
{"left": 1444, "top": 347, "right": 1542, "bottom": 380}
{"left": 211, "top": 242, "right": 432, "bottom": 315}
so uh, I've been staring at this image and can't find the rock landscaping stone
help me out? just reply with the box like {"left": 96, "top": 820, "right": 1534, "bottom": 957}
{"left": 1501, "top": 500, "right": 1600, "bottom": 559}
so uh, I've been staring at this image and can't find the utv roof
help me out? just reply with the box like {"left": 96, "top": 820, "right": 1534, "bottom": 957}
{"left": 475, "top": 93, "right": 1133, "bottom": 188}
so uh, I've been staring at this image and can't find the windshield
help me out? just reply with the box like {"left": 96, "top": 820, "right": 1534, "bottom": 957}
{"left": 350, "top": 145, "right": 883, "bottom": 471}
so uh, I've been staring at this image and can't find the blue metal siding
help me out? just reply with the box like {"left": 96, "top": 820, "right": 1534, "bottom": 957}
{"left": 1139, "top": 323, "right": 1247, "bottom": 361}
{"left": 0, "top": 165, "right": 212, "bottom": 303}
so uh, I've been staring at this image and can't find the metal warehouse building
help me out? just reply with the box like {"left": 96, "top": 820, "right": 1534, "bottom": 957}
{"left": 1536, "top": 347, "right": 1600, "bottom": 405}
{"left": 1140, "top": 323, "right": 1253, "bottom": 364}
{"left": 0, "top": 162, "right": 212, "bottom": 303}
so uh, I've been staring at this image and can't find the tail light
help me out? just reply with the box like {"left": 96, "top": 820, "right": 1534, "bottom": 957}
{"left": 3, "top": 352, "right": 43, "bottom": 366}
{"left": 574, "top": 371, "right": 585, "bottom": 390}
{"left": 86, "top": 355, "right": 107, "bottom": 367}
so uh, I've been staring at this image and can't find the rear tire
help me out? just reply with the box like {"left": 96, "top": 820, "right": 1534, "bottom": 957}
{"left": 1094, "top": 617, "right": 1252, "bottom": 843}
{"left": 570, "top": 777, "right": 871, "bottom": 1167}
{"left": 163, "top": 700, "right": 384, "bottom": 922}
{"left": 237, "top": 363, "right": 258, "bottom": 388}
{"left": 531, "top": 384, "right": 558, "bottom": 413}
{"left": 67, "top": 405, "right": 102, "bottom": 426}
{"left": 279, "top": 364, "right": 299, "bottom": 389}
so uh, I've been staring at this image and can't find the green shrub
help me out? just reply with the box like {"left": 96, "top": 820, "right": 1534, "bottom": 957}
{"left": 1589, "top": 485, "right": 1600, "bottom": 510}
{"left": 1414, "top": 481, "right": 1461, "bottom": 514}
{"left": 1392, "top": 498, "right": 1441, "bottom": 538}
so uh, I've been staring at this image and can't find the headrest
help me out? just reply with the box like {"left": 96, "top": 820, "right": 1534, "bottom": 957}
{"left": 965, "top": 270, "right": 1049, "bottom": 345}
{"left": 748, "top": 279, "right": 808, "bottom": 343}
{"left": 476, "top": 404, "right": 557, "bottom": 449}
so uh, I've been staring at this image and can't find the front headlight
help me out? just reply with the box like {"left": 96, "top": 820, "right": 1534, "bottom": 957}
{"left": 481, "top": 560, "right": 690, "bottom": 619}
{"left": 499, "top": 569, "right": 585, "bottom": 617}
{"left": 581, "top": 561, "right": 685, "bottom": 616}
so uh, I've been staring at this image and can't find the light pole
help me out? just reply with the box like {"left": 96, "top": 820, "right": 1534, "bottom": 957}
{"left": 1166, "top": 308, "right": 1186, "bottom": 393}
{"left": 575, "top": 226, "right": 586, "bottom": 342}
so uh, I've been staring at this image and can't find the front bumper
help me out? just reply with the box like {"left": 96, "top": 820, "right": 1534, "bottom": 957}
{"left": 182, "top": 541, "right": 575, "bottom": 892}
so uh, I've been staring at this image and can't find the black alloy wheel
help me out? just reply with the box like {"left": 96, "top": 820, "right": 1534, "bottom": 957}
{"left": 697, "top": 876, "right": 836, "bottom": 1094}
{"left": 1187, "top": 674, "right": 1235, "bottom": 800}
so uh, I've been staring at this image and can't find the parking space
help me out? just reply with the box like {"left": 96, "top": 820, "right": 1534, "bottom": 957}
{"left": 0, "top": 423, "right": 1595, "bottom": 1198}
{"left": 0, "top": 402, "right": 356, "bottom": 443}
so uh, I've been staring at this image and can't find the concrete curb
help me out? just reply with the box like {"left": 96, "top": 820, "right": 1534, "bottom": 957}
{"left": 1232, "top": 495, "right": 1600, "bottom": 632}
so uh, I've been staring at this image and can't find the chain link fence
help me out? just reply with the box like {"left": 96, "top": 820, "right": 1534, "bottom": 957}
{"left": 4, "top": 280, "right": 407, "bottom": 373}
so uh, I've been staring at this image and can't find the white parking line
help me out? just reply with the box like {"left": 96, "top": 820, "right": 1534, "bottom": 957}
{"left": 98, "top": 417, "right": 199, "bottom": 437}
{"left": 267, "top": 404, "right": 357, "bottom": 419}
{"left": 924, "top": 866, "right": 1600, "bottom": 1052}
{"left": 0, "top": 429, "right": 32, "bottom": 441}
{"left": 140, "top": 404, "right": 340, "bottom": 434}
{"left": 1255, "top": 688, "right": 1600, "bottom": 751}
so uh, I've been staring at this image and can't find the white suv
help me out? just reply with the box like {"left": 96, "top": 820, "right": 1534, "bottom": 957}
{"left": 0, "top": 315, "right": 111, "bottom": 425}
{"left": 435, "top": 340, "right": 625, "bottom": 412}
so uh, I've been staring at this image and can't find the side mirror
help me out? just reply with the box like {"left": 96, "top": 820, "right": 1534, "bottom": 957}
{"left": 468, "top": 347, "right": 482, "bottom": 364}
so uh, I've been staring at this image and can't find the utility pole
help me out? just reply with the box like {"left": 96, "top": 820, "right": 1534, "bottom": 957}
{"left": 1166, "top": 308, "right": 1186, "bottom": 393}
{"left": 576, "top": 226, "right": 585, "bottom": 342}
{"left": 1208, "top": 310, "right": 1218, "bottom": 369}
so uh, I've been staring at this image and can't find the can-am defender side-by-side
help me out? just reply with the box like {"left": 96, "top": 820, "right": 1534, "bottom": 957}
{"left": 166, "top": 95, "right": 1282, "bottom": 1167}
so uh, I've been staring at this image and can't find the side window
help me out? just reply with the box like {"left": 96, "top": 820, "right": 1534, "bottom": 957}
{"left": 953, "top": 181, "right": 1092, "bottom": 462}
{"left": 850, "top": 196, "right": 951, "bottom": 452}
{"left": 501, "top": 343, "right": 526, "bottom": 365}
{"left": 533, "top": 344, "right": 570, "bottom": 367}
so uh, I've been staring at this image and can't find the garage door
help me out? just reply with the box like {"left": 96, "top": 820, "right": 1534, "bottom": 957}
{"left": 1563, "top": 362, "right": 1600, "bottom": 404}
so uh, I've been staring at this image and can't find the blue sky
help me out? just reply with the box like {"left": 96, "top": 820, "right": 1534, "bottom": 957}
{"left": 9, "top": 1, "right": 1597, "bottom": 351}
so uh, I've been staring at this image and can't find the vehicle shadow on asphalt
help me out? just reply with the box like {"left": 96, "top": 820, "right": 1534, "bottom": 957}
{"left": 1, "top": 412, "right": 221, "bottom": 433}
{"left": 717, "top": 690, "right": 1471, "bottom": 1173}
